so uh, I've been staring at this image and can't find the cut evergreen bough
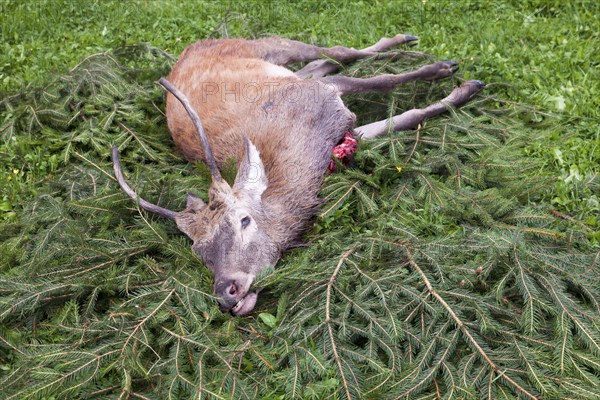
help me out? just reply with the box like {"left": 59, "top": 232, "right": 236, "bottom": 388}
{"left": 0, "top": 45, "right": 598, "bottom": 399}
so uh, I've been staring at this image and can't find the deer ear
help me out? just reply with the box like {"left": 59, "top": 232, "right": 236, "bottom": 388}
{"left": 175, "top": 212, "right": 196, "bottom": 239}
{"left": 185, "top": 192, "right": 206, "bottom": 212}
{"left": 233, "top": 138, "right": 268, "bottom": 199}
{"left": 174, "top": 193, "right": 206, "bottom": 239}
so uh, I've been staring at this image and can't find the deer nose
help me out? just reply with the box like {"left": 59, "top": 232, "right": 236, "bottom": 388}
{"left": 215, "top": 279, "right": 244, "bottom": 307}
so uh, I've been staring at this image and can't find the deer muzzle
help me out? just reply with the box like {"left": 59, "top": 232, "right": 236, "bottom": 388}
{"left": 214, "top": 276, "right": 258, "bottom": 316}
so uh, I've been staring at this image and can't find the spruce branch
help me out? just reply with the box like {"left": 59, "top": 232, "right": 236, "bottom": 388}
{"left": 405, "top": 248, "right": 540, "bottom": 400}
{"left": 1, "top": 44, "right": 598, "bottom": 399}
{"left": 121, "top": 289, "right": 175, "bottom": 356}
{"left": 325, "top": 247, "right": 355, "bottom": 400}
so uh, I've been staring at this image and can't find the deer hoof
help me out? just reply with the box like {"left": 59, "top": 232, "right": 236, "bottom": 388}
{"left": 404, "top": 35, "right": 418, "bottom": 45}
{"left": 421, "top": 61, "right": 460, "bottom": 81}
{"left": 443, "top": 61, "right": 460, "bottom": 74}
{"left": 466, "top": 80, "right": 486, "bottom": 89}
{"left": 445, "top": 80, "right": 486, "bottom": 106}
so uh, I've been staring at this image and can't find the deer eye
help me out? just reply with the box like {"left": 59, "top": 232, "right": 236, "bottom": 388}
{"left": 241, "top": 216, "right": 251, "bottom": 229}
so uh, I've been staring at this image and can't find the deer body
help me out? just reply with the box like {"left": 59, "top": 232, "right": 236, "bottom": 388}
{"left": 113, "top": 35, "right": 484, "bottom": 315}
{"left": 166, "top": 40, "right": 354, "bottom": 250}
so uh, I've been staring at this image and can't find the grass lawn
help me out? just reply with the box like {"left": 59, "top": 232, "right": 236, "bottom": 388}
{"left": 0, "top": 1, "right": 599, "bottom": 398}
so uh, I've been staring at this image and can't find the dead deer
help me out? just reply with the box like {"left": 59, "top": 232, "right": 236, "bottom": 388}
{"left": 112, "top": 35, "right": 484, "bottom": 315}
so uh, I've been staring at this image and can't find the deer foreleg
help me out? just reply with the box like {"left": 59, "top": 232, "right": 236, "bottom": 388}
{"left": 296, "top": 34, "right": 418, "bottom": 79}
{"left": 355, "top": 80, "right": 485, "bottom": 139}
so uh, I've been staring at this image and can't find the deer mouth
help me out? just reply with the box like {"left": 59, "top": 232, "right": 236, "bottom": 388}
{"left": 230, "top": 291, "right": 258, "bottom": 316}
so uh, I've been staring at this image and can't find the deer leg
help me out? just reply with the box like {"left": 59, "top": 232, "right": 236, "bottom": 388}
{"left": 319, "top": 61, "right": 460, "bottom": 95}
{"left": 255, "top": 35, "right": 416, "bottom": 70}
{"left": 355, "top": 80, "right": 485, "bottom": 139}
{"left": 296, "top": 34, "right": 418, "bottom": 79}
{"left": 255, "top": 37, "right": 372, "bottom": 66}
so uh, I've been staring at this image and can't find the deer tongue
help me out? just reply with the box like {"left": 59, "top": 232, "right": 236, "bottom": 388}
{"left": 230, "top": 291, "right": 258, "bottom": 316}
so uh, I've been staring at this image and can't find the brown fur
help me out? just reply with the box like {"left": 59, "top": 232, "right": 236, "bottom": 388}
{"left": 166, "top": 39, "right": 354, "bottom": 250}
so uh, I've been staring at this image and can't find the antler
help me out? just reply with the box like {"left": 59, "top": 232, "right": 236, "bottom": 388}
{"left": 158, "top": 77, "right": 222, "bottom": 182}
{"left": 111, "top": 146, "right": 177, "bottom": 220}
{"left": 111, "top": 78, "right": 220, "bottom": 219}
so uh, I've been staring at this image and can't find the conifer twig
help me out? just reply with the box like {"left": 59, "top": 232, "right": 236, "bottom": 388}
{"left": 121, "top": 289, "right": 175, "bottom": 355}
{"left": 549, "top": 209, "right": 593, "bottom": 232}
{"left": 405, "top": 248, "right": 540, "bottom": 400}
{"left": 326, "top": 248, "right": 355, "bottom": 322}
{"left": 0, "top": 335, "right": 23, "bottom": 354}
{"left": 325, "top": 247, "right": 355, "bottom": 400}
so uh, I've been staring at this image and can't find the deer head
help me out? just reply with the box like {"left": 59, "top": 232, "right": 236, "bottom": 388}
{"left": 112, "top": 78, "right": 280, "bottom": 316}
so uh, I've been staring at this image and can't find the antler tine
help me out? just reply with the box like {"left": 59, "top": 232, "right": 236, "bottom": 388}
{"left": 111, "top": 146, "right": 178, "bottom": 220}
{"left": 158, "top": 77, "right": 222, "bottom": 182}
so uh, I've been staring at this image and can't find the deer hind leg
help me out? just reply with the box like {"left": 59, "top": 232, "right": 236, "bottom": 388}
{"left": 318, "top": 60, "right": 460, "bottom": 96}
{"left": 253, "top": 35, "right": 416, "bottom": 69}
{"left": 355, "top": 80, "right": 485, "bottom": 139}
{"left": 254, "top": 36, "right": 371, "bottom": 66}
{"left": 295, "top": 34, "right": 418, "bottom": 79}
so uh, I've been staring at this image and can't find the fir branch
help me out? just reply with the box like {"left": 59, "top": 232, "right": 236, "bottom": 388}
{"left": 405, "top": 248, "right": 540, "bottom": 400}
{"left": 325, "top": 248, "right": 355, "bottom": 400}
{"left": 1, "top": 44, "right": 598, "bottom": 400}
